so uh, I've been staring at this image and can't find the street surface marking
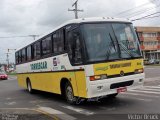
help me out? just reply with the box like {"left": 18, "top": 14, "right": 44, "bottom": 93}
{"left": 138, "top": 88, "right": 160, "bottom": 92}
{"left": 145, "top": 77, "right": 160, "bottom": 81}
{"left": 5, "top": 102, "right": 16, "bottom": 105}
{"left": 134, "top": 98, "right": 152, "bottom": 102}
{"left": 122, "top": 92, "right": 159, "bottom": 98}
{"left": 145, "top": 86, "right": 160, "bottom": 89}
{"left": 62, "top": 105, "right": 95, "bottom": 116}
{"left": 0, "top": 108, "right": 58, "bottom": 120}
{"left": 129, "top": 89, "right": 160, "bottom": 95}
{"left": 120, "top": 96, "right": 152, "bottom": 102}
{"left": 6, "top": 98, "right": 12, "bottom": 100}
{"left": 0, "top": 108, "right": 30, "bottom": 110}
{"left": 38, "top": 107, "right": 76, "bottom": 120}
{"left": 35, "top": 109, "right": 59, "bottom": 120}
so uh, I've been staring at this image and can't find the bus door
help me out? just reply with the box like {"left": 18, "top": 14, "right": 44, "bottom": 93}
{"left": 65, "top": 25, "right": 87, "bottom": 97}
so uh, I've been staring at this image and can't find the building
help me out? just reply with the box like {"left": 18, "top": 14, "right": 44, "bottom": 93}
{"left": 136, "top": 26, "right": 160, "bottom": 60}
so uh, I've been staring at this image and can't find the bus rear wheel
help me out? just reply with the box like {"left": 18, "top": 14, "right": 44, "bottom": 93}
{"left": 27, "top": 80, "right": 33, "bottom": 93}
{"left": 65, "top": 82, "right": 78, "bottom": 104}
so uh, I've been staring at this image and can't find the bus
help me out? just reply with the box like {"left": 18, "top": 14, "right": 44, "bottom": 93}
{"left": 15, "top": 17, "right": 145, "bottom": 104}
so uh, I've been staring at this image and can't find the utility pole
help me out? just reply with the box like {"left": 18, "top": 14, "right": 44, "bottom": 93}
{"left": 68, "top": 0, "right": 83, "bottom": 19}
{"left": 5, "top": 53, "right": 11, "bottom": 69}
{"left": 6, "top": 49, "right": 16, "bottom": 71}
{"left": 8, "top": 49, "right": 16, "bottom": 53}
{"left": 29, "top": 35, "right": 39, "bottom": 40}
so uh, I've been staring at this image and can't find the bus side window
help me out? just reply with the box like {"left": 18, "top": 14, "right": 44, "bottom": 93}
{"left": 27, "top": 46, "right": 32, "bottom": 61}
{"left": 53, "top": 29, "right": 64, "bottom": 53}
{"left": 15, "top": 52, "right": 19, "bottom": 64}
{"left": 18, "top": 51, "right": 22, "bottom": 63}
{"left": 21, "top": 48, "right": 26, "bottom": 63}
{"left": 42, "top": 36, "right": 52, "bottom": 56}
{"left": 33, "top": 41, "right": 41, "bottom": 59}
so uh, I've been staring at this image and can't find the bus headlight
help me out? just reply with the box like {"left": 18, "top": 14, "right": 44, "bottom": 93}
{"left": 135, "top": 68, "right": 144, "bottom": 74}
{"left": 90, "top": 74, "right": 107, "bottom": 81}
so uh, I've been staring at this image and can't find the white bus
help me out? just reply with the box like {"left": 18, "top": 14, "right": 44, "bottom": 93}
{"left": 16, "top": 17, "right": 145, "bottom": 104}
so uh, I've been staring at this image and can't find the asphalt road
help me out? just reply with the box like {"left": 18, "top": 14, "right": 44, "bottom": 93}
{"left": 0, "top": 67, "right": 160, "bottom": 120}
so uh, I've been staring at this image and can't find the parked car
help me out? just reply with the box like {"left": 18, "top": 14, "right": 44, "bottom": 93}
{"left": 148, "top": 59, "right": 155, "bottom": 64}
{"left": 155, "top": 59, "right": 160, "bottom": 64}
{"left": 0, "top": 72, "right": 8, "bottom": 80}
{"left": 148, "top": 59, "right": 160, "bottom": 64}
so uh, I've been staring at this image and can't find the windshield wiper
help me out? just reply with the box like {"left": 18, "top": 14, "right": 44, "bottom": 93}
{"left": 106, "top": 34, "right": 117, "bottom": 60}
{"left": 105, "top": 42, "right": 112, "bottom": 60}
{"left": 118, "top": 42, "right": 135, "bottom": 58}
{"left": 112, "top": 33, "right": 135, "bottom": 58}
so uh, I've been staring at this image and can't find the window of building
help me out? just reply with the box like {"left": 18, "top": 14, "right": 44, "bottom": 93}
{"left": 53, "top": 29, "right": 64, "bottom": 53}
{"left": 33, "top": 41, "right": 41, "bottom": 59}
{"left": 143, "top": 33, "right": 157, "bottom": 37}
{"left": 138, "top": 32, "right": 143, "bottom": 37}
{"left": 154, "top": 41, "right": 157, "bottom": 45}
{"left": 42, "top": 36, "right": 52, "bottom": 56}
{"left": 140, "top": 41, "right": 143, "bottom": 45}
{"left": 27, "top": 46, "right": 32, "bottom": 61}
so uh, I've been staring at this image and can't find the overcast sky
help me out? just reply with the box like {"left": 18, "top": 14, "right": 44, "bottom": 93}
{"left": 0, "top": 0, "right": 159, "bottom": 63}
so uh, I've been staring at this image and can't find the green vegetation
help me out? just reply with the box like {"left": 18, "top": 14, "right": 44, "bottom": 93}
{"left": 7, "top": 71, "right": 17, "bottom": 75}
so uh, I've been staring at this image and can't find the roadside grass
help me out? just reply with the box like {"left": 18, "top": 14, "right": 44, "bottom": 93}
{"left": 7, "top": 72, "right": 17, "bottom": 76}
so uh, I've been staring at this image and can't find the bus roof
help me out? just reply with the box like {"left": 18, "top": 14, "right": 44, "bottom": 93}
{"left": 16, "top": 17, "right": 131, "bottom": 52}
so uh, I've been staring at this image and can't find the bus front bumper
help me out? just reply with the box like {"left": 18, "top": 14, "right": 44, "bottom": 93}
{"left": 87, "top": 73, "right": 145, "bottom": 98}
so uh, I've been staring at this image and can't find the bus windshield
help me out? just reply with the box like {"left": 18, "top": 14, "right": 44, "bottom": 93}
{"left": 81, "top": 23, "right": 142, "bottom": 62}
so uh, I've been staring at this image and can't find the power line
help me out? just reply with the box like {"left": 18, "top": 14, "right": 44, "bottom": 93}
{"left": 131, "top": 14, "right": 160, "bottom": 21}
{"left": 115, "top": 0, "right": 157, "bottom": 17}
{"left": 0, "top": 35, "right": 39, "bottom": 40}
{"left": 144, "top": 14, "right": 160, "bottom": 19}
{"left": 131, "top": 11, "right": 160, "bottom": 21}
{"left": 7, "top": 49, "right": 16, "bottom": 53}
{"left": 0, "top": 36, "right": 31, "bottom": 38}
{"left": 127, "top": 2, "right": 160, "bottom": 19}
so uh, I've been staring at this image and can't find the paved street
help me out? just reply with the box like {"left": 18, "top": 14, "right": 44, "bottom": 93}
{"left": 0, "top": 66, "right": 160, "bottom": 120}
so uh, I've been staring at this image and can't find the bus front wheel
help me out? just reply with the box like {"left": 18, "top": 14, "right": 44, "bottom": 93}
{"left": 27, "top": 80, "right": 33, "bottom": 93}
{"left": 65, "top": 82, "right": 78, "bottom": 104}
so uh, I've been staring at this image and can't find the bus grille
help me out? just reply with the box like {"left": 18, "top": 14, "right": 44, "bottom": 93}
{"left": 110, "top": 80, "right": 134, "bottom": 89}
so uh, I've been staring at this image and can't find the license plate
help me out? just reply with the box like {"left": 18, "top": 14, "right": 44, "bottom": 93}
{"left": 117, "top": 87, "right": 127, "bottom": 93}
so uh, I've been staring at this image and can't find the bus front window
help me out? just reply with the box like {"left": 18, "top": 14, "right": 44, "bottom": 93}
{"left": 81, "top": 23, "right": 142, "bottom": 63}
{"left": 112, "top": 23, "right": 141, "bottom": 59}
{"left": 81, "top": 23, "right": 120, "bottom": 62}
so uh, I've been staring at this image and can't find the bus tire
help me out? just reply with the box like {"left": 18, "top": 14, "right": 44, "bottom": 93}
{"left": 27, "top": 80, "right": 33, "bottom": 94}
{"left": 65, "top": 82, "right": 78, "bottom": 104}
{"left": 107, "top": 93, "right": 118, "bottom": 98}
